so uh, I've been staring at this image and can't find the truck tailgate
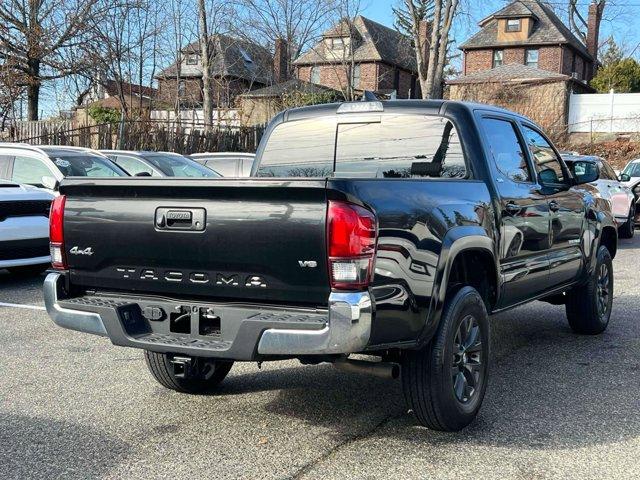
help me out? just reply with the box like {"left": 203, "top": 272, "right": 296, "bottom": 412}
{"left": 60, "top": 178, "right": 330, "bottom": 306}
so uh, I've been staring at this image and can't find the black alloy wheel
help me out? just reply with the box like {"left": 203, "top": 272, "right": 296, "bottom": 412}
{"left": 451, "top": 314, "right": 483, "bottom": 404}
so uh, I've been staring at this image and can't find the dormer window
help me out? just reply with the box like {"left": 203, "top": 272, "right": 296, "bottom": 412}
{"left": 186, "top": 53, "right": 199, "bottom": 65}
{"left": 330, "top": 37, "right": 345, "bottom": 50}
{"left": 506, "top": 19, "right": 521, "bottom": 32}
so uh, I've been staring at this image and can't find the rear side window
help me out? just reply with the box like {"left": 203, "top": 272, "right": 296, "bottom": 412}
{"left": 335, "top": 115, "right": 466, "bottom": 178}
{"left": 12, "top": 156, "right": 54, "bottom": 185}
{"left": 0, "top": 155, "right": 13, "bottom": 179}
{"left": 482, "top": 118, "right": 531, "bottom": 182}
{"left": 116, "top": 156, "right": 156, "bottom": 176}
{"left": 257, "top": 114, "right": 467, "bottom": 178}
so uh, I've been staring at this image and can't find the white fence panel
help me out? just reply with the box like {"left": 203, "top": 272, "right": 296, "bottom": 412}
{"left": 150, "top": 108, "right": 240, "bottom": 130}
{"left": 12, "top": 120, "right": 73, "bottom": 142}
{"left": 569, "top": 91, "right": 640, "bottom": 133}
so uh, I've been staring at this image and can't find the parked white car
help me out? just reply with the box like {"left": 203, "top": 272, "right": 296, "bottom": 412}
{"left": 189, "top": 152, "right": 255, "bottom": 177}
{"left": 0, "top": 144, "right": 128, "bottom": 193}
{"left": 620, "top": 158, "right": 640, "bottom": 222}
{"left": 0, "top": 180, "right": 53, "bottom": 275}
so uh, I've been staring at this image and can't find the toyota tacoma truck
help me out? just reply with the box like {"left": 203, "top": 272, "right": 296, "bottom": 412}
{"left": 44, "top": 100, "right": 617, "bottom": 431}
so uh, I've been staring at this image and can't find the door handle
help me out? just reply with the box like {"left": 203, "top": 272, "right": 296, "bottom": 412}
{"left": 504, "top": 202, "right": 521, "bottom": 215}
{"left": 549, "top": 200, "right": 560, "bottom": 212}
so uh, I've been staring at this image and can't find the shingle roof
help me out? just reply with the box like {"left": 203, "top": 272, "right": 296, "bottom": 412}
{"left": 103, "top": 80, "right": 157, "bottom": 98}
{"left": 293, "top": 16, "right": 416, "bottom": 73}
{"left": 461, "top": 0, "right": 591, "bottom": 59}
{"left": 239, "top": 79, "right": 342, "bottom": 98}
{"left": 156, "top": 35, "right": 273, "bottom": 84}
{"left": 446, "top": 63, "right": 570, "bottom": 84}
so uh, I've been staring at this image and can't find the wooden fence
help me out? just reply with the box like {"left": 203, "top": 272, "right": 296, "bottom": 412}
{"left": 8, "top": 120, "right": 265, "bottom": 154}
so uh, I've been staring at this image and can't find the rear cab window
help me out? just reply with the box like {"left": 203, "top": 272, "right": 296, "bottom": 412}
{"left": 256, "top": 114, "right": 467, "bottom": 179}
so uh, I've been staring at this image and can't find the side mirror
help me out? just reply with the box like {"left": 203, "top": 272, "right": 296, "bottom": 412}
{"left": 620, "top": 173, "right": 631, "bottom": 182}
{"left": 571, "top": 160, "right": 599, "bottom": 185}
{"left": 134, "top": 171, "right": 152, "bottom": 177}
{"left": 538, "top": 168, "right": 560, "bottom": 185}
{"left": 41, "top": 175, "right": 59, "bottom": 191}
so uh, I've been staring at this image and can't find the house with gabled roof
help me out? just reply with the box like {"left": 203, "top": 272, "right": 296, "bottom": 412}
{"left": 155, "top": 35, "right": 273, "bottom": 108}
{"left": 459, "top": 0, "right": 599, "bottom": 82}
{"left": 293, "top": 16, "right": 419, "bottom": 99}
{"left": 447, "top": 0, "right": 602, "bottom": 136}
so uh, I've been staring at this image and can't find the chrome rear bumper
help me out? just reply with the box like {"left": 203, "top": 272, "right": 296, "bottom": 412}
{"left": 43, "top": 272, "right": 372, "bottom": 359}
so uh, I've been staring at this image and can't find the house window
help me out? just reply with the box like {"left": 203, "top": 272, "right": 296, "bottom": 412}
{"left": 525, "top": 49, "right": 539, "bottom": 68}
{"left": 330, "top": 37, "right": 345, "bottom": 50}
{"left": 506, "top": 19, "right": 521, "bottom": 32}
{"left": 186, "top": 53, "right": 199, "bottom": 65}
{"left": 178, "top": 80, "right": 186, "bottom": 96}
{"left": 351, "top": 64, "right": 361, "bottom": 88}
{"left": 310, "top": 66, "right": 320, "bottom": 84}
{"left": 493, "top": 50, "right": 504, "bottom": 67}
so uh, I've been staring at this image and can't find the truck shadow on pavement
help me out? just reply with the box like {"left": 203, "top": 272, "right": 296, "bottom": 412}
{"left": 0, "top": 413, "right": 129, "bottom": 480}
{"left": 218, "top": 295, "right": 639, "bottom": 449}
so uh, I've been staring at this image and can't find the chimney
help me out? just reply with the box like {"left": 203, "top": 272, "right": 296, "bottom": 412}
{"left": 418, "top": 20, "right": 433, "bottom": 70}
{"left": 273, "top": 38, "right": 289, "bottom": 84}
{"left": 586, "top": 1, "right": 604, "bottom": 78}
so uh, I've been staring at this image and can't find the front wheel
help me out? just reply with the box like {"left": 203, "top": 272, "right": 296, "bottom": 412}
{"left": 565, "top": 245, "right": 613, "bottom": 334}
{"left": 144, "top": 351, "right": 233, "bottom": 394}
{"left": 401, "top": 286, "right": 490, "bottom": 431}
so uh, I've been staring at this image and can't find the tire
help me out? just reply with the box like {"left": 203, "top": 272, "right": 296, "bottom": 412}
{"left": 144, "top": 351, "right": 233, "bottom": 394}
{"left": 401, "top": 286, "right": 490, "bottom": 431}
{"left": 565, "top": 245, "right": 613, "bottom": 335}
{"left": 618, "top": 207, "right": 635, "bottom": 239}
{"left": 7, "top": 264, "right": 48, "bottom": 277}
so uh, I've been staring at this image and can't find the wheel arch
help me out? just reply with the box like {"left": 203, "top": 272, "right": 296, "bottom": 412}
{"left": 418, "top": 226, "right": 499, "bottom": 346}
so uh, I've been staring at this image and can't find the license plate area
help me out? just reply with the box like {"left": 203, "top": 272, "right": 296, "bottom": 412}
{"left": 166, "top": 305, "right": 221, "bottom": 337}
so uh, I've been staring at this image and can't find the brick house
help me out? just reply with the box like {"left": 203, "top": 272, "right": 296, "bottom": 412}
{"left": 447, "top": 64, "right": 593, "bottom": 137}
{"left": 459, "top": 0, "right": 600, "bottom": 83}
{"left": 293, "top": 16, "right": 419, "bottom": 99}
{"left": 155, "top": 35, "right": 273, "bottom": 108}
{"left": 448, "top": 0, "right": 602, "bottom": 135}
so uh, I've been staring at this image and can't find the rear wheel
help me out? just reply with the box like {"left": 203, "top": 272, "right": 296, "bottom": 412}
{"left": 619, "top": 207, "right": 635, "bottom": 239}
{"left": 401, "top": 287, "right": 489, "bottom": 431}
{"left": 144, "top": 351, "right": 233, "bottom": 394}
{"left": 565, "top": 245, "right": 613, "bottom": 334}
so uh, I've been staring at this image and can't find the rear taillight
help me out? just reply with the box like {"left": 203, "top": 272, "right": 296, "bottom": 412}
{"left": 327, "top": 200, "right": 377, "bottom": 290}
{"left": 49, "top": 195, "right": 67, "bottom": 270}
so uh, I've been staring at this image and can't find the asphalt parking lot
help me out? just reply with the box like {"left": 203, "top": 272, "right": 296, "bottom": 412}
{"left": 1, "top": 236, "right": 639, "bottom": 480}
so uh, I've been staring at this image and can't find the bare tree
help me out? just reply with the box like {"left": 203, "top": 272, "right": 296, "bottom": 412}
{"left": 404, "top": 0, "right": 459, "bottom": 99}
{"left": 235, "top": 0, "right": 336, "bottom": 78}
{"left": 0, "top": 0, "right": 106, "bottom": 120}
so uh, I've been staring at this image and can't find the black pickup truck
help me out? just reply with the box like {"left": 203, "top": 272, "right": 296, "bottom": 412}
{"left": 44, "top": 100, "right": 617, "bottom": 431}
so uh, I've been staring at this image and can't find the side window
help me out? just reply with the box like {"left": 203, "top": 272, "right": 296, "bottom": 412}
{"left": 521, "top": 125, "right": 566, "bottom": 185}
{"left": 0, "top": 154, "right": 13, "bottom": 179}
{"left": 600, "top": 161, "right": 618, "bottom": 181}
{"left": 11, "top": 156, "right": 54, "bottom": 185}
{"left": 115, "top": 156, "right": 155, "bottom": 176}
{"left": 482, "top": 118, "right": 531, "bottom": 182}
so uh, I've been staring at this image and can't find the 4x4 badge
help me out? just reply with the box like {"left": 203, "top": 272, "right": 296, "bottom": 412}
{"left": 69, "top": 246, "right": 94, "bottom": 256}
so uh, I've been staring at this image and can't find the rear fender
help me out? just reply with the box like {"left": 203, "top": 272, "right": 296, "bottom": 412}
{"left": 417, "top": 226, "right": 497, "bottom": 347}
